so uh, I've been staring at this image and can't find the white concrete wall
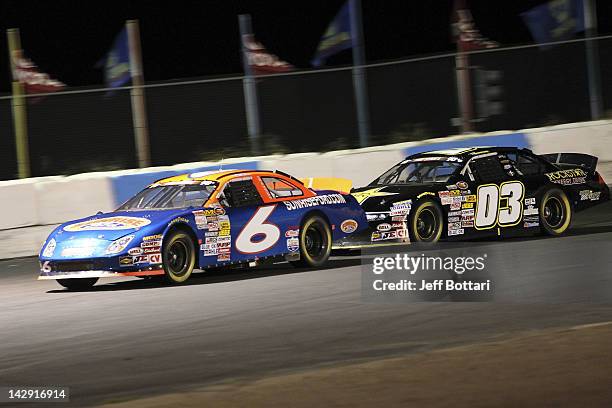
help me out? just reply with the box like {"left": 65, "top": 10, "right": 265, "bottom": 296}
{"left": 1, "top": 119, "right": 610, "bottom": 232}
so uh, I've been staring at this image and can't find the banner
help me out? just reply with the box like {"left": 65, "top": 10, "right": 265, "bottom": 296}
{"left": 102, "top": 28, "right": 131, "bottom": 88}
{"left": 242, "top": 34, "right": 294, "bottom": 75}
{"left": 452, "top": 0, "right": 499, "bottom": 51}
{"left": 11, "top": 50, "right": 65, "bottom": 93}
{"left": 311, "top": 1, "right": 353, "bottom": 66}
{"left": 521, "top": 0, "right": 585, "bottom": 44}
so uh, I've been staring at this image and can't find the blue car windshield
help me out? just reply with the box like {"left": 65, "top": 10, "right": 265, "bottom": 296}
{"left": 371, "top": 160, "right": 462, "bottom": 185}
{"left": 117, "top": 184, "right": 217, "bottom": 210}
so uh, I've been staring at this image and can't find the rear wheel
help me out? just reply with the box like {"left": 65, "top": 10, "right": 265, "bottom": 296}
{"left": 162, "top": 231, "right": 196, "bottom": 284}
{"left": 290, "top": 215, "right": 332, "bottom": 268}
{"left": 57, "top": 278, "right": 98, "bottom": 291}
{"left": 409, "top": 200, "right": 444, "bottom": 242}
{"left": 540, "top": 188, "right": 572, "bottom": 235}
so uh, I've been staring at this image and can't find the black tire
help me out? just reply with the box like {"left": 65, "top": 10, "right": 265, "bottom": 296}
{"left": 290, "top": 215, "right": 332, "bottom": 268}
{"left": 409, "top": 200, "right": 444, "bottom": 242}
{"left": 540, "top": 188, "right": 572, "bottom": 236}
{"left": 162, "top": 231, "right": 196, "bottom": 284}
{"left": 57, "top": 278, "right": 98, "bottom": 291}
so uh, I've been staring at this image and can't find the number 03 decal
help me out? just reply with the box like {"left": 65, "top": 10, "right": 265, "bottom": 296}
{"left": 236, "top": 205, "right": 281, "bottom": 254}
{"left": 475, "top": 181, "right": 525, "bottom": 230}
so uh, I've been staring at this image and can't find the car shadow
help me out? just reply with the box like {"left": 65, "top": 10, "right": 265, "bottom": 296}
{"left": 46, "top": 258, "right": 363, "bottom": 293}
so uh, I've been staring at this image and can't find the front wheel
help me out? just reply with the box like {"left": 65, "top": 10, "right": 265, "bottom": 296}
{"left": 162, "top": 231, "right": 196, "bottom": 284}
{"left": 57, "top": 278, "right": 98, "bottom": 291}
{"left": 290, "top": 215, "right": 332, "bottom": 268}
{"left": 540, "top": 188, "right": 572, "bottom": 236}
{"left": 409, "top": 200, "right": 444, "bottom": 242}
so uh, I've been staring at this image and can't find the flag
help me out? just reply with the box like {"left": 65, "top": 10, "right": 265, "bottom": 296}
{"left": 11, "top": 50, "right": 65, "bottom": 93}
{"left": 452, "top": 0, "right": 499, "bottom": 51}
{"left": 311, "top": 1, "right": 353, "bottom": 66}
{"left": 242, "top": 34, "right": 294, "bottom": 75}
{"left": 521, "top": 0, "right": 585, "bottom": 44}
{"left": 102, "top": 28, "right": 131, "bottom": 88}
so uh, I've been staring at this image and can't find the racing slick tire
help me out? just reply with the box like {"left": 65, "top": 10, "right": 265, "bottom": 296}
{"left": 290, "top": 215, "right": 332, "bottom": 268}
{"left": 409, "top": 200, "right": 444, "bottom": 242}
{"left": 162, "top": 230, "right": 196, "bottom": 284}
{"left": 57, "top": 278, "right": 98, "bottom": 291}
{"left": 539, "top": 188, "right": 572, "bottom": 236}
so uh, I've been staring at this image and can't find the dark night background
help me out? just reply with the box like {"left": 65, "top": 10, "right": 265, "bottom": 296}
{"left": 0, "top": 0, "right": 610, "bottom": 87}
{"left": 0, "top": 0, "right": 612, "bottom": 180}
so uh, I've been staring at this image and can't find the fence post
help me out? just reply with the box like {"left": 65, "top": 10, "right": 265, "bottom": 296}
{"left": 349, "top": 0, "right": 371, "bottom": 147}
{"left": 584, "top": 0, "right": 602, "bottom": 120}
{"left": 7, "top": 28, "right": 30, "bottom": 179}
{"left": 238, "top": 14, "right": 262, "bottom": 156}
{"left": 126, "top": 20, "right": 151, "bottom": 168}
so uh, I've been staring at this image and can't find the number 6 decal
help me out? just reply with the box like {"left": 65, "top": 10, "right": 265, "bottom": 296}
{"left": 236, "top": 205, "right": 281, "bottom": 254}
{"left": 475, "top": 181, "right": 524, "bottom": 230}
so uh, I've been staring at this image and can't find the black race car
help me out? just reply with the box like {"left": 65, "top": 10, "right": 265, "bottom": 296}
{"left": 340, "top": 147, "right": 609, "bottom": 246}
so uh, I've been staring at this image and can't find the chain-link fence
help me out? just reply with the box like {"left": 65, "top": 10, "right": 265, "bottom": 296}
{"left": 1, "top": 36, "right": 611, "bottom": 181}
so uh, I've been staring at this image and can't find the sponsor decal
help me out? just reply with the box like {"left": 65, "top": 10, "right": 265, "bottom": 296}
{"left": 219, "top": 228, "right": 231, "bottom": 236}
{"left": 287, "top": 237, "right": 300, "bottom": 252}
{"left": 377, "top": 223, "right": 392, "bottom": 232}
{"left": 390, "top": 200, "right": 412, "bottom": 216}
{"left": 466, "top": 195, "right": 477, "bottom": 203}
{"left": 391, "top": 216, "right": 406, "bottom": 222}
{"left": 524, "top": 221, "right": 539, "bottom": 228}
{"left": 448, "top": 211, "right": 461, "bottom": 217}
{"left": 143, "top": 247, "right": 161, "bottom": 254}
{"left": 545, "top": 168, "right": 587, "bottom": 185}
{"left": 456, "top": 181, "right": 469, "bottom": 190}
{"left": 193, "top": 210, "right": 208, "bottom": 229}
{"left": 119, "top": 256, "right": 134, "bottom": 266}
{"left": 524, "top": 197, "right": 536, "bottom": 206}
{"left": 450, "top": 190, "right": 461, "bottom": 196}
{"left": 168, "top": 217, "right": 189, "bottom": 227}
{"left": 448, "top": 216, "right": 460, "bottom": 223}
{"left": 524, "top": 206, "right": 539, "bottom": 216}
{"left": 143, "top": 234, "right": 162, "bottom": 241}
{"left": 205, "top": 237, "right": 217, "bottom": 244}
{"left": 217, "top": 253, "right": 231, "bottom": 262}
{"left": 438, "top": 191, "right": 450, "bottom": 198}
{"left": 128, "top": 247, "right": 143, "bottom": 256}
{"left": 523, "top": 216, "right": 540, "bottom": 223}
{"left": 284, "top": 194, "right": 346, "bottom": 210}
{"left": 208, "top": 222, "right": 219, "bottom": 231}
{"left": 391, "top": 222, "right": 405, "bottom": 229}
{"left": 448, "top": 222, "right": 462, "bottom": 230}
{"left": 64, "top": 216, "right": 151, "bottom": 232}
{"left": 461, "top": 221, "right": 474, "bottom": 228}
{"left": 217, "top": 236, "right": 231, "bottom": 243}
{"left": 371, "top": 229, "right": 407, "bottom": 242}
{"left": 148, "top": 253, "right": 162, "bottom": 264}
{"left": 441, "top": 197, "right": 453, "bottom": 206}
{"left": 340, "top": 219, "right": 358, "bottom": 234}
{"left": 448, "top": 228, "right": 465, "bottom": 236}
{"left": 351, "top": 187, "right": 399, "bottom": 204}
{"left": 417, "top": 191, "right": 436, "bottom": 199}
{"left": 285, "top": 229, "right": 299, "bottom": 238}
{"left": 462, "top": 202, "right": 474, "bottom": 209}
{"left": 219, "top": 220, "right": 231, "bottom": 230}
{"left": 141, "top": 240, "right": 162, "bottom": 248}
{"left": 205, "top": 231, "right": 218, "bottom": 237}
{"left": 579, "top": 190, "right": 601, "bottom": 201}
{"left": 450, "top": 202, "right": 461, "bottom": 210}
{"left": 446, "top": 184, "right": 457, "bottom": 190}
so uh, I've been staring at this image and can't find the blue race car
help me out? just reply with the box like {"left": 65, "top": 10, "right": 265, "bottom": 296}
{"left": 39, "top": 169, "right": 367, "bottom": 290}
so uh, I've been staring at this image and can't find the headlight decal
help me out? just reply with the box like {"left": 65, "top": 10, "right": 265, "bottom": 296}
{"left": 106, "top": 235, "right": 135, "bottom": 255}
{"left": 42, "top": 238, "right": 57, "bottom": 257}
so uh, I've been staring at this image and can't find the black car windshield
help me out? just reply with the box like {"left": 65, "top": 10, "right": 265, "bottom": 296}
{"left": 117, "top": 183, "right": 217, "bottom": 210}
{"left": 371, "top": 160, "right": 462, "bottom": 185}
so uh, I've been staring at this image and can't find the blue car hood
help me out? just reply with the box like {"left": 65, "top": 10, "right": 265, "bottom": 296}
{"left": 54, "top": 208, "right": 190, "bottom": 242}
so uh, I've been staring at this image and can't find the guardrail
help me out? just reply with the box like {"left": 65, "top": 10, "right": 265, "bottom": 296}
{"left": 1, "top": 120, "right": 611, "bottom": 231}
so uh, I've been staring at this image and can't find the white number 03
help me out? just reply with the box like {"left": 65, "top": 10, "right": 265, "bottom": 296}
{"left": 236, "top": 206, "right": 281, "bottom": 254}
{"left": 475, "top": 181, "right": 525, "bottom": 229}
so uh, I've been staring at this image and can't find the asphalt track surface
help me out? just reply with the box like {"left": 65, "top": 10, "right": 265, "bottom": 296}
{"left": 1, "top": 201, "right": 612, "bottom": 406}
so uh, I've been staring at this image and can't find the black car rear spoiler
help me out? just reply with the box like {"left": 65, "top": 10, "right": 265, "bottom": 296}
{"left": 540, "top": 153, "right": 598, "bottom": 172}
